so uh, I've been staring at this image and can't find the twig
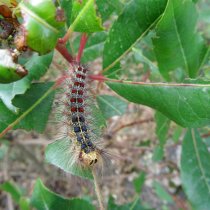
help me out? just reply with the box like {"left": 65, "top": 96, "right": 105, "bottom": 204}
{"left": 112, "top": 118, "right": 153, "bottom": 135}
{"left": 92, "top": 168, "right": 104, "bottom": 210}
{"left": 16, "top": 139, "right": 49, "bottom": 145}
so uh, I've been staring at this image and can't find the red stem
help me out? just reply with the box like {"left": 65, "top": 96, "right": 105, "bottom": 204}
{"left": 55, "top": 43, "right": 74, "bottom": 64}
{"left": 76, "top": 33, "right": 88, "bottom": 62}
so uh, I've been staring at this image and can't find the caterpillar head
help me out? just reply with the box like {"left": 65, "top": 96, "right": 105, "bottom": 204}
{"left": 79, "top": 150, "right": 99, "bottom": 166}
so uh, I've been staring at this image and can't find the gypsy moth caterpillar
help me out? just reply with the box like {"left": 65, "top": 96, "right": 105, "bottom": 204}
{"left": 54, "top": 62, "right": 105, "bottom": 172}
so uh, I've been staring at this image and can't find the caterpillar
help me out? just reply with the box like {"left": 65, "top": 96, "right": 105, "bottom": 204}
{"left": 58, "top": 62, "right": 103, "bottom": 169}
{"left": 70, "top": 63, "right": 100, "bottom": 166}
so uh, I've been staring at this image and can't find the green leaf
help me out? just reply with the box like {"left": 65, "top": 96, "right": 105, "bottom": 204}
{"left": 0, "top": 49, "right": 28, "bottom": 83}
{"left": 0, "top": 83, "right": 55, "bottom": 134}
{"left": 96, "top": 0, "right": 124, "bottom": 21}
{"left": 19, "top": 197, "right": 31, "bottom": 210}
{"left": 107, "top": 196, "right": 150, "bottom": 210}
{"left": 132, "top": 47, "right": 159, "bottom": 75}
{"left": 107, "top": 80, "right": 210, "bottom": 127}
{"left": 24, "top": 52, "right": 54, "bottom": 81}
{"left": 45, "top": 138, "right": 93, "bottom": 180}
{"left": 0, "top": 79, "right": 29, "bottom": 112}
{"left": 0, "top": 52, "right": 53, "bottom": 112}
{"left": 96, "top": 95, "right": 127, "bottom": 119}
{"left": 181, "top": 129, "right": 210, "bottom": 210}
{"left": 70, "top": 0, "right": 104, "bottom": 33}
{"left": 20, "top": 0, "right": 64, "bottom": 54}
{"left": 31, "top": 179, "right": 95, "bottom": 210}
{"left": 90, "top": 104, "right": 106, "bottom": 132}
{"left": 133, "top": 172, "right": 146, "bottom": 194}
{"left": 104, "top": 62, "right": 121, "bottom": 78}
{"left": 153, "top": 112, "right": 170, "bottom": 161}
{"left": 172, "top": 125, "right": 183, "bottom": 143}
{"left": 152, "top": 146, "right": 164, "bottom": 162}
{"left": 103, "top": 0, "right": 167, "bottom": 72}
{"left": 153, "top": 0, "right": 207, "bottom": 79}
{"left": 155, "top": 112, "right": 170, "bottom": 145}
{"left": 0, "top": 181, "right": 22, "bottom": 203}
{"left": 153, "top": 181, "right": 174, "bottom": 204}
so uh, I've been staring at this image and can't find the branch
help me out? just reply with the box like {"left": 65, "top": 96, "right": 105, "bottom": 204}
{"left": 55, "top": 42, "right": 74, "bottom": 64}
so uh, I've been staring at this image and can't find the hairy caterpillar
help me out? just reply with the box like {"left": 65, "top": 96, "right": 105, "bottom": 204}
{"left": 56, "top": 62, "right": 104, "bottom": 170}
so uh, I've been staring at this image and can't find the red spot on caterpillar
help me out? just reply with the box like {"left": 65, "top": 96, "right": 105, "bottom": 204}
{"left": 71, "top": 107, "right": 77, "bottom": 112}
{"left": 78, "top": 107, "right": 84, "bottom": 112}
{"left": 74, "top": 81, "right": 80, "bottom": 86}
{"left": 71, "top": 98, "right": 76, "bottom": 103}
{"left": 78, "top": 66, "right": 82, "bottom": 71}
{"left": 83, "top": 68, "right": 87, "bottom": 73}
{"left": 72, "top": 89, "right": 77, "bottom": 94}
{"left": 76, "top": 74, "right": 82, "bottom": 78}
{"left": 77, "top": 98, "right": 83, "bottom": 103}
{"left": 79, "top": 82, "right": 84, "bottom": 87}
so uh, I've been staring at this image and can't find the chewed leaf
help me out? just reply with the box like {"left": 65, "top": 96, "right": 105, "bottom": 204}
{"left": 45, "top": 138, "right": 93, "bottom": 180}
{"left": 0, "top": 49, "right": 28, "bottom": 84}
{"left": 70, "top": 0, "right": 104, "bottom": 33}
{"left": 107, "top": 80, "right": 210, "bottom": 127}
{"left": 19, "top": 0, "right": 64, "bottom": 54}
{"left": 31, "top": 179, "right": 95, "bottom": 210}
